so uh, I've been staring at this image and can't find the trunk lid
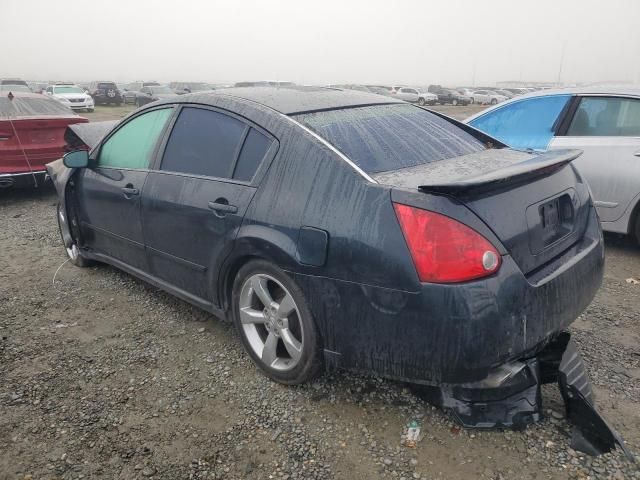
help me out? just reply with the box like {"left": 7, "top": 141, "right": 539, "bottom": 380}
{"left": 0, "top": 117, "right": 87, "bottom": 174}
{"left": 374, "top": 148, "right": 591, "bottom": 275}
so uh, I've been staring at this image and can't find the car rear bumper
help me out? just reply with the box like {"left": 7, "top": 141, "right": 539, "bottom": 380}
{"left": 0, "top": 170, "right": 49, "bottom": 188}
{"left": 293, "top": 207, "right": 604, "bottom": 385}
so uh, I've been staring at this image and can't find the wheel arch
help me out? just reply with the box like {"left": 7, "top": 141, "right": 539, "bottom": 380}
{"left": 218, "top": 228, "right": 302, "bottom": 314}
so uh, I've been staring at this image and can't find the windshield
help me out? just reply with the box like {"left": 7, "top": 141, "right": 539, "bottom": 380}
{"left": 54, "top": 86, "right": 84, "bottom": 94}
{"left": 295, "top": 104, "right": 485, "bottom": 174}
{"left": 150, "top": 86, "right": 174, "bottom": 94}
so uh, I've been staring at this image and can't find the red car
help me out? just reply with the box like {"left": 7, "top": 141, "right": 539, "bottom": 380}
{"left": 0, "top": 91, "right": 87, "bottom": 188}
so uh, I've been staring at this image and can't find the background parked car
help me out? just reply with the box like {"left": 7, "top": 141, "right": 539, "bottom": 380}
{"left": 494, "top": 88, "right": 516, "bottom": 99}
{"left": 0, "top": 78, "right": 31, "bottom": 91}
{"left": 432, "top": 88, "right": 471, "bottom": 105}
{"left": 88, "top": 81, "right": 123, "bottom": 106}
{"left": 121, "top": 81, "right": 160, "bottom": 104}
{"left": 44, "top": 83, "right": 94, "bottom": 112}
{"left": 0, "top": 84, "right": 32, "bottom": 93}
{"left": 365, "top": 86, "right": 395, "bottom": 97}
{"left": 456, "top": 87, "right": 476, "bottom": 102}
{"left": 394, "top": 87, "right": 437, "bottom": 105}
{"left": 135, "top": 85, "right": 176, "bottom": 107}
{"left": 471, "top": 90, "right": 508, "bottom": 105}
{"left": 27, "top": 82, "right": 48, "bottom": 94}
{"left": 466, "top": 87, "right": 640, "bottom": 243}
{"left": 169, "top": 82, "right": 216, "bottom": 94}
{"left": 0, "top": 92, "right": 87, "bottom": 188}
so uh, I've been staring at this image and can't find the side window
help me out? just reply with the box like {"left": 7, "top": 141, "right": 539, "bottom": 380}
{"left": 98, "top": 108, "right": 172, "bottom": 169}
{"left": 161, "top": 107, "right": 246, "bottom": 178}
{"left": 469, "top": 95, "right": 571, "bottom": 150}
{"left": 233, "top": 128, "right": 274, "bottom": 182}
{"left": 567, "top": 97, "right": 640, "bottom": 137}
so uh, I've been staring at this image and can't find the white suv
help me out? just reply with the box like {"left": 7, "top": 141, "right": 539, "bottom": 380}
{"left": 45, "top": 84, "right": 95, "bottom": 112}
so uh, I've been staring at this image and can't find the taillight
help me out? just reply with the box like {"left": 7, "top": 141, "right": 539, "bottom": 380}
{"left": 393, "top": 203, "right": 501, "bottom": 283}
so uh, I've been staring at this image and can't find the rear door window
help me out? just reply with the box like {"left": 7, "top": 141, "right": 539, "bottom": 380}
{"left": 161, "top": 107, "right": 246, "bottom": 178}
{"left": 295, "top": 104, "right": 484, "bottom": 174}
{"left": 468, "top": 95, "right": 571, "bottom": 150}
{"left": 98, "top": 108, "right": 172, "bottom": 169}
{"left": 566, "top": 96, "right": 640, "bottom": 136}
{"left": 233, "top": 128, "right": 273, "bottom": 181}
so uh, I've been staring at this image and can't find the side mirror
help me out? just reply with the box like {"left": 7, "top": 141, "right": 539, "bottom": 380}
{"left": 63, "top": 150, "right": 89, "bottom": 168}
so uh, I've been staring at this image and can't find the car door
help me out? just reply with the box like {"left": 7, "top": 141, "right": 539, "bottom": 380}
{"left": 405, "top": 88, "right": 419, "bottom": 102}
{"left": 395, "top": 88, "right": 409, "bottom": 101}
{"left": 75, "top": 106, "right": 174, "bottom": 271}
{"left": 141, "top": 105, "right": 278, "bottom": 306}
{"left": 550, "top": 95, "right": 640, "bottom": 224}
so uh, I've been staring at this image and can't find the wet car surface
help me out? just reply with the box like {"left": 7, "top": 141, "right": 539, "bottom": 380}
{"left": 48, "top": 86, "right": 604, "bottom": 389}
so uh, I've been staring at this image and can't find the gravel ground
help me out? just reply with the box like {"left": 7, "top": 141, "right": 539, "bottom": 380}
{"left": 1, "top": 113, "right": 639, "bottom": 479}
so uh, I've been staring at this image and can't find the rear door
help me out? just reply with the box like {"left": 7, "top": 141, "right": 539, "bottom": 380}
{"left": 550, "top": 95, "right": 640, "bottom": 223}
{"left": 75, "top": 107, "right": 173, "bottom": 271}
{"left": 141, "top": 105, "right": 277, "bottom": 306}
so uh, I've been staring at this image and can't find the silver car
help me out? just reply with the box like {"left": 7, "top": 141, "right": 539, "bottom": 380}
{"left": 465, "top": 87, "right": 640, "bottom": 243}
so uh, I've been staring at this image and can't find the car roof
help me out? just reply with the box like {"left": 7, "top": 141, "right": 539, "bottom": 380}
{"left": 505, "top": 85, "right": 640, "bottom": 99}
{"left": 194, "top": 85, "right": 401, "bottom": 115}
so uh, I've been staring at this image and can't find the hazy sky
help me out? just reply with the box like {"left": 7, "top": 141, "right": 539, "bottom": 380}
{"left": 2, "top": 0, "right": 639, "bottom": 86}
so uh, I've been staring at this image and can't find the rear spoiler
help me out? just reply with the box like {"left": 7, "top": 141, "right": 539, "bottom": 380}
{"left": 418, "top": 149, "right": 582, "bottom": 194}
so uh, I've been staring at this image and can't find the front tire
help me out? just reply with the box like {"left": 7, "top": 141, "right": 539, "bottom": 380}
{"left": 490, "top": 98, "right": 498, "bottom": 105}
{"left": 232, "top": 260, "right": 322, "bottom": 385}
{"left": 634, "top": 212, "right": 640, "bottom": 246}
{"left": 418, "top": 97, "right": 426, "bottom": 106}
{"left": 57, "top": 204, "right": 91, "bottom": 268}
{"left": 452, "top": 99, "right": 458, "bottom": 106}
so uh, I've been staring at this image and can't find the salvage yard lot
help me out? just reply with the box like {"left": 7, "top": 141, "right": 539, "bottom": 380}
{"left": 1, "top": 105, "right": 639, "bottom": 479}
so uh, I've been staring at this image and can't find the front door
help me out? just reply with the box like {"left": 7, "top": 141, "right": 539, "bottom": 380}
{"left": 551, "top": 95, "right": 640, "bottom": 223}
{"left": 76, "top": 107, "right": 173, "bottom": 271}
{"left": 142, "top": 106, "right": 276, "bottom": 305}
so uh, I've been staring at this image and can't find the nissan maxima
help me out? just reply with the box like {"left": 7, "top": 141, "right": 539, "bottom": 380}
{"left": 48, "top": 86, "right": 604, "bottom": 390}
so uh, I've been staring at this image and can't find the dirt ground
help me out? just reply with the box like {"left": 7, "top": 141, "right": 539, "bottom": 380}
{"left": 1, "top": 104, "right": 639, "bottom": 480}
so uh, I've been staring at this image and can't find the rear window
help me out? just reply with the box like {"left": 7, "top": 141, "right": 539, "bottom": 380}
{"left": 294, "top": 104, "right": 484, "bottom": 174}
{"left": 97, "top": 83, "right": 117, "bottom": 89}
{"left": 0, "top": 95, "right": 75, "bottom": 119}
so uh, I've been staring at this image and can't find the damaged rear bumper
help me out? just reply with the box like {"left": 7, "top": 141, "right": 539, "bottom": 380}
{"left": 415, "top": 332, "right": 634, "bottom": 461}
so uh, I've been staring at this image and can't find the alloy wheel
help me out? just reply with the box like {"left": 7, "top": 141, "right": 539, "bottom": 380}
{"left": 239, "top": 273, "right": 304, "bottom": 372}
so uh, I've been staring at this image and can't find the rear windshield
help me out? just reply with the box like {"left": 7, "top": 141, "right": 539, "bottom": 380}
{"left": 295, "top": 104, "right": 484, "bottom": 174}
{"left": 0, "top": 96, "right": 75, "bottom": 119}
{"left": 97, "top": 83, "right": 117, "bottom": 89}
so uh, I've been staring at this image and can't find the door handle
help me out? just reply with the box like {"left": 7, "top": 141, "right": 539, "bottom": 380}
{"left": 121, "top": 186, "right": 139, "bottom": 196}
{"left": 208, "top": 200, "right": 238, "bottom": 214}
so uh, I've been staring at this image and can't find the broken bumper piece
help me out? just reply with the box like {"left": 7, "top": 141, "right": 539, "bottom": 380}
{"left": 415, "top": 332, "right": 635, "bottom": 461}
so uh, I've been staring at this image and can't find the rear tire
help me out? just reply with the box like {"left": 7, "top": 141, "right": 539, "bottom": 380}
{"left": 634, "top": 212, "right": 640, "bottom": 246}
{"left": 418, "top": 97, "right": 426, "bottom": 106}
{"left": 452, "top": 99, "right": 458, "bottom": 106}
{"left": 490, "top": 98, "right": 498, "bottom": 105}
{"left": 232, "top": 259, "right": 322, "bottom": 385}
